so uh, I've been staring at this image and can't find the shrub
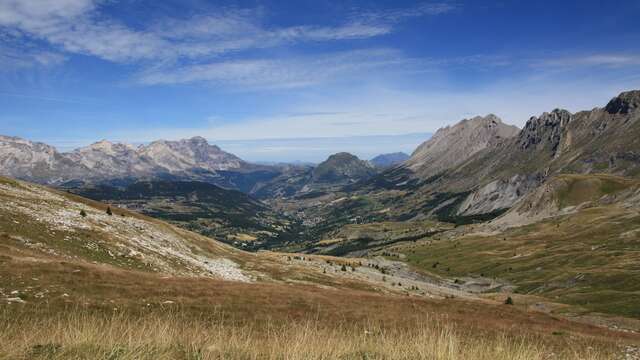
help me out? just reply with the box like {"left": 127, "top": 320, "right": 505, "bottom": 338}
{"left": 106, "top": 207, "right": 113, "bottom": 216}
{"left": 341, "top": 264, "right": 347, "bottom": 272}
{"left": 80, "top": 210, "right": 87, "bottom": 218}
{"left": 504, "top": 297, "right": 514, "bottom": 305}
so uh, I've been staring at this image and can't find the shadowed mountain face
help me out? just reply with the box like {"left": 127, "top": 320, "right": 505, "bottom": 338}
{"left": 312, "top": 152, "right": 377, "bottom": 183}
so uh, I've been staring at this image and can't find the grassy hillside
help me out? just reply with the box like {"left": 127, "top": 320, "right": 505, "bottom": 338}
{"left": 70, "top": 180, "right": 302, "bottom": 250}
{"left": 1, "top": 175, "right": 638, "bottom": 358}
{"left": 0, "top": 248, "right": 635, "bottom": 359}
{"left": 391, "top": 201, "right": 640, "bottom": 318}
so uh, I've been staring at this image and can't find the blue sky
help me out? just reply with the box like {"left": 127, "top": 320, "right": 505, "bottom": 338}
{"left": 1, "top": 0, "right": 640, "bottom": 162}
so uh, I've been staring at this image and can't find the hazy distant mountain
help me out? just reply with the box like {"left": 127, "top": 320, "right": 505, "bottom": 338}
{"left": 312, "top": 152, "right": 377, "bottom": 183}
{"left": 0, "top": 136, "right": 255, "bottom": 187}
{"left": 369, "top": 152, "right": 410, "bottom": 168}
{"left": 250, "top": 153, "right": 378, "bottom": 200}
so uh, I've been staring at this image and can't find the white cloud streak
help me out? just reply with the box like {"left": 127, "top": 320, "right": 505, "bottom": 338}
{"left": 0, "top": 0, "right": 456, "bottom": 64}
{"left": 135, "top": 48, "right": 414, "bottom": 88}
{"left": 533, "top": 53, "right": 640, "bottom": 68}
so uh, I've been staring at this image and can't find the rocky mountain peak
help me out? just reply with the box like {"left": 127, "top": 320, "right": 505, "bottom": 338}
{"left": 85, "top": 140, "right": 137, "bottom": 154}
{"left": 406, "top": 114, "right": 519, "bottom": 175}
{"left": 370, "top": 152, "right": 410, "bottom": 169}
{"left": 518, "top": 109, "right": 572, "bottom": 154}
{"left": 312, "top": 152, "right": 376, "bottom": 183}
{"left": 327, "top": 152, "right": 359, "bottom": 162}
{"left": 187, "top": 136, "right": 209, "bottom": 144}
{"left": 91, "top": 139, "right": 113, "bottom": 146}
{"left": 185, "top": 136, "right": 222, "bottom": 152}
{"left": 605, "top": 90, "right": 640, "bottom": 114}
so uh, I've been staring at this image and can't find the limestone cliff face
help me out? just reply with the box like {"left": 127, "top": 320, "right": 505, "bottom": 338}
{"left": 517, "top": 109, "right": 573, "bottom": 159}
{"left": 139, "top": 136, "right": 246, "bottom": 173}
{"left": 0, "top": 135, "right": 91, "bottom": 183}
{"left": 0, "top": 136, "right": 248, "bottom": 185}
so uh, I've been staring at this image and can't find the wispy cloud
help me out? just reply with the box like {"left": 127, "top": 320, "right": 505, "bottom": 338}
{"left": 532, "top": 53, "right": 640, "bottom": 68}
{"left": 0, "top": 45, "right": 66, "bottom": 68}
{"left": 0, "top": 1, "right": 455, "bottom": 65}
{"left": 135, "top": 48, "right": 415, "bottom": 88}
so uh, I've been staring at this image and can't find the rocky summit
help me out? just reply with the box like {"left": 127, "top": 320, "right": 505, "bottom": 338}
{"left": 405, "top": 114, "right": 520, "bottom": 178}
{"left": 369, "top": 152, "right": 410, "bottom": 168}
{"left": 312, "top": 152, "right": 377, "bottom": 183}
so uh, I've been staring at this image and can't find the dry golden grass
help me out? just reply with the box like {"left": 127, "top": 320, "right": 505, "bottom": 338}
{"left": 0, "top": 176, "right": 636, "bottom": 359}
{"left": 0, "top": 307, "right": 620, "bottom": 360}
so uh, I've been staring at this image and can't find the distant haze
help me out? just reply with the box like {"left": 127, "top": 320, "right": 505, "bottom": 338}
{"left": 211, "top": 133, "right": 431, "bottom": 163}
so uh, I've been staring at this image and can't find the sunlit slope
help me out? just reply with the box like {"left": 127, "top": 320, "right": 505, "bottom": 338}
{"left": 392, "top": 175, "right": 640, "bottom": 318}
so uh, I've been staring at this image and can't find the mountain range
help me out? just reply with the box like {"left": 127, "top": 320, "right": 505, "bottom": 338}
{"left": 261, "top": 90, "right": 640, "bottom": 245}
{"left": 0, "top": 135, "right": 253, "bottom": 186}
{"left": 2, "top": 89, "right": 640, "bottom": 243}
{"left": 371, "top": 90, "right": 640, "bottom": 217}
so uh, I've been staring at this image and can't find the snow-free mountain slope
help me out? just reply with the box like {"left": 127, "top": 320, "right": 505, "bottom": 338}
{"left": 405, "top": 114, "right": 520, "bottom": 177}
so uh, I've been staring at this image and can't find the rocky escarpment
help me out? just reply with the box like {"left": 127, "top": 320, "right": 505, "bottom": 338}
{"left": 493, "top": 174, "right": 640, "bottom": 227}
{"left": 517, "top": 109, "right": 573, "bottom": 159}
{"left": 605, "top": 90, "right": 640, "bottom": 114}
{"left": 456, "top": 174, "right": 543, "bottom": 216}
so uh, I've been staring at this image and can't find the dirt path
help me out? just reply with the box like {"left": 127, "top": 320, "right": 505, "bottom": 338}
{"left": 279, "top": 254, "right": 481, "bottom": 300}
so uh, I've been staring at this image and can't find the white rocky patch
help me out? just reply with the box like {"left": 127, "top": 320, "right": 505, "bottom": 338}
{"left": 0, "top": 181, "right": 251, "bottom": 282}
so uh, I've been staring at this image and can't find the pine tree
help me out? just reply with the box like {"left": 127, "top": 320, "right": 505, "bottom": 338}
{"left": 106, "top": 206, "right": 113, "bottom": 216}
